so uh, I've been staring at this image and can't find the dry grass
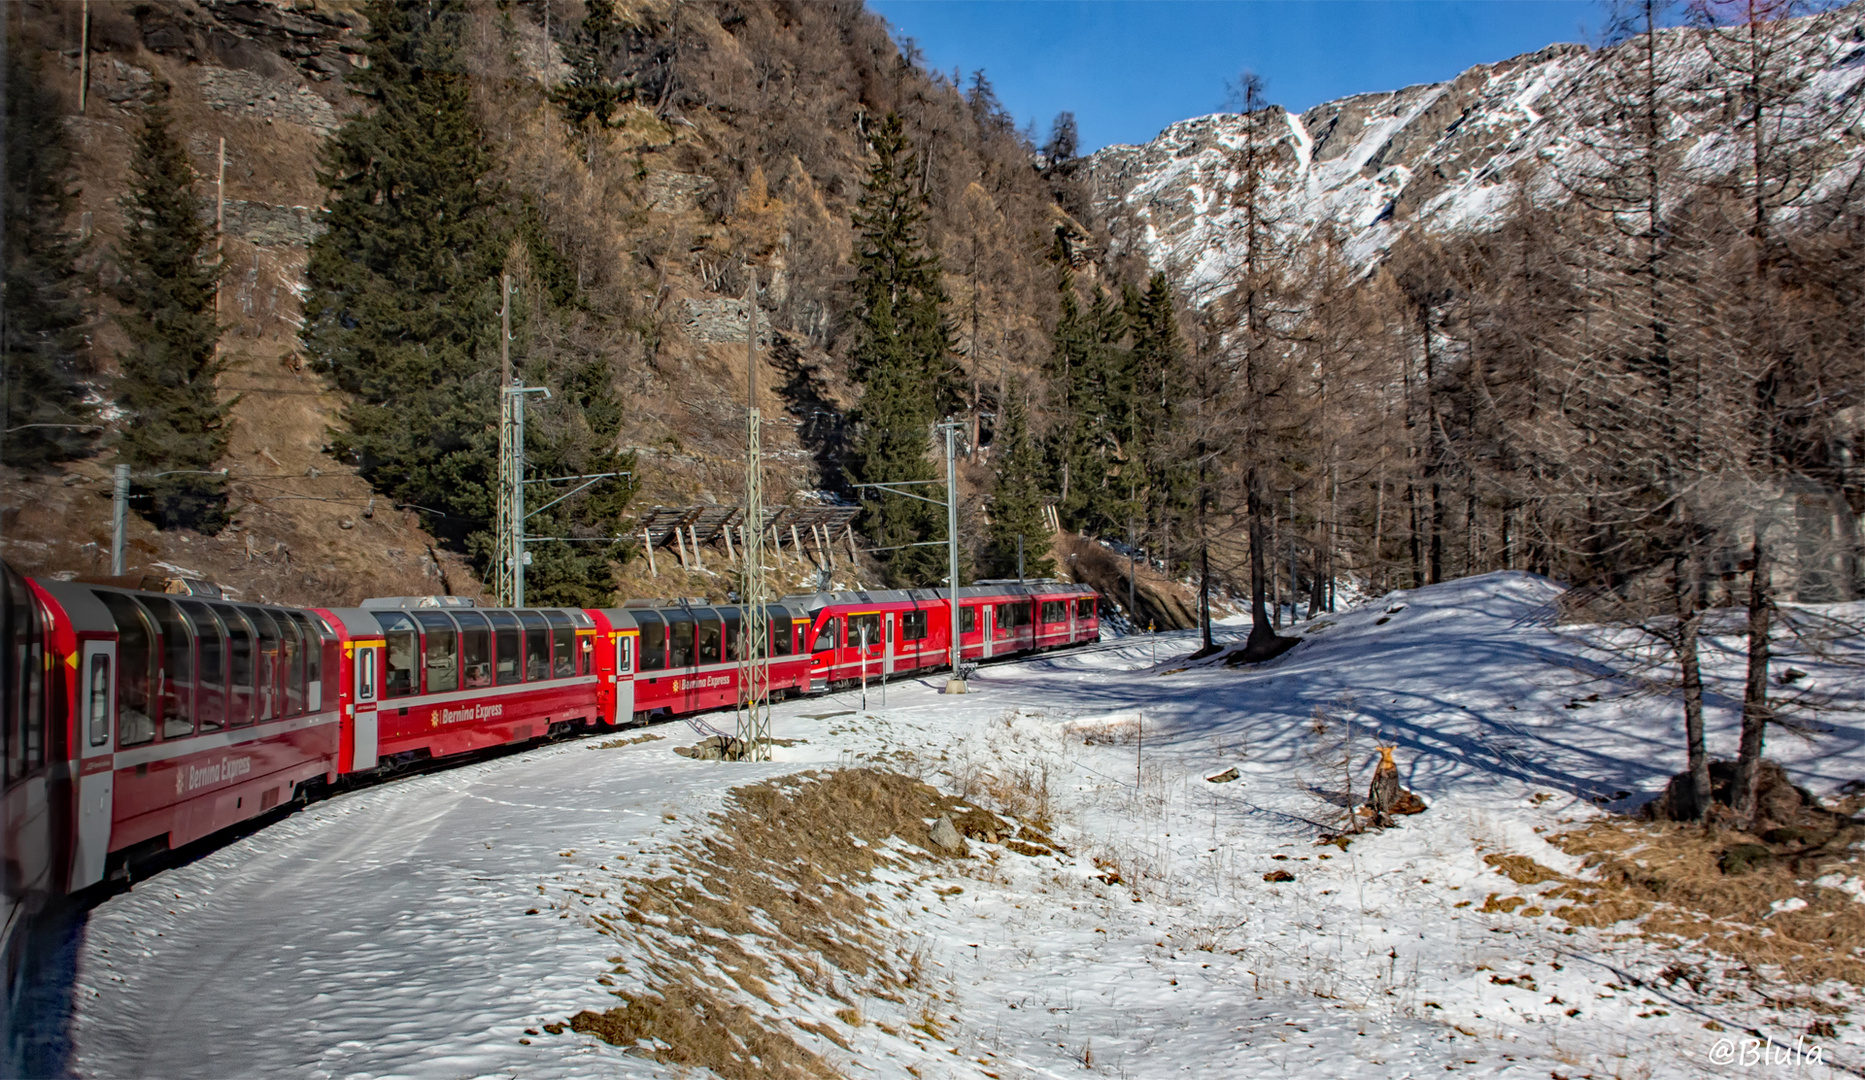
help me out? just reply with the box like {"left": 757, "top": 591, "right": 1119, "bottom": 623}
{"left": 569, "top": 982, "right": 839, "bottom": 1080}
{"left": 570, "top": 769, "right": 1008, "bottom": 1075}
{"left": 1497, "top": 818, "right": 1865, "bottom": 988}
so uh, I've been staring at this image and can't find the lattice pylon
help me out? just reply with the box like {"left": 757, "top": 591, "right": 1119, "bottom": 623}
{"left": 736, "top": 271, "right": 772, "bottom": 761}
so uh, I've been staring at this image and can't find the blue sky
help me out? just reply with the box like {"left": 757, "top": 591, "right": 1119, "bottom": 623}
{"left": 869, "top": 1, "right": 1605, "bottom": 152}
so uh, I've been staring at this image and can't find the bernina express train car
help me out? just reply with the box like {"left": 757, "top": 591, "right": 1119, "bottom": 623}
{"left": 313, "top": 599, "right": 604, "bottom": 774}
{"left": 13, "top": 579, "right": 343, "bottom": 894}
{"left": 786, "top": 580, "right": 1100, "bottom": 690}
{"left": 617, "top": 600, "right": 814, "bottom": 719}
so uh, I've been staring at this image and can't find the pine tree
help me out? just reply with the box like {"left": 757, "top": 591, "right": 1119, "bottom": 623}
{"left": 1045, "top": 272, "right": 1128, "bottom": 535}
{"left": 114, "top": 93, "right": 229, "bottom": 532}
{"left": 983, "top": 381, "right": 1054, "bottom": 579}
{"left": 3, "top": 41, "right": 95, "bottom": 469}
{"left": 1127, "top": 272, "right": 1190, "bottom": 537}
{"left": 306, "top": 1, "right": 630, "bottom": 603}
{"left": 847, "top": 113, "right": 953, "bottom": 587}
{"left": 551, "top": 0, "right": 629, "bottom": 130}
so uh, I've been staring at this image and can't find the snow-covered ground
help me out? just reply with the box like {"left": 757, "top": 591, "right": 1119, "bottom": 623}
{"left": 61, "top": 572, "right": 1865, "bottom": 1078}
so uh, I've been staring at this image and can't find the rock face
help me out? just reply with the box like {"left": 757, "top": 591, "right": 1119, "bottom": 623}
{"left": 1085, "top": 8, "right": 1865, "bottom": 298}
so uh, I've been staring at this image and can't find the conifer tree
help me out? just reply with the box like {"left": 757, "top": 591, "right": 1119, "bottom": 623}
{"left": 983, "top": 381, "right": 1054, "bottom": 580}
{"left": 847, "top": 113, "right": 953, "bottom": 587}
{"left": 552, "top": 0, "right": 629, "bottom": 130}
{"left": 114, "top": 93, "right": 229, "bottom": 532}
{"left": 1046, "top": 272, "right": 1128, "bottom": 535}
{"left": 1126, "top": 272, "right": 1190, "bottom": 536}
{"left": 3, "top": 41, "right": 95, "bottom": 469}
{"left": 306, "top": 1, "right": 630, "bottom": 604}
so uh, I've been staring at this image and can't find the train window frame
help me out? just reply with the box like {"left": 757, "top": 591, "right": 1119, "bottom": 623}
{"left": 375, "top": 610, "right": 419, "bottom": 699}
{"left": 144, "top": 595, "right": 196, "bottom": 740}
{"left": 454, "top": 610, "right": 492, "bottom": 689}
{"left": 98, "top": 593, "right": 158, "bottom": 747}
{"left": 901, "top": 609, "right": 928, "bottom": 642}
{"left": 635, "top": 613, "right": 666, "bottom": 672}
{"left": 242, "top": 606, "right": 285, "bottom": 721}
{"left": 846, "top": 613, "right": 880, "bottom": 649}
{"left": 1076, "top": 597, "right": 1095, "bottom": 619}
{"left": 544, "top": 610, "right": 575, "bottom": 679}
{"left": 665, "top": 612, "right": 695, "bottom": 669}
{"left": 811, "top": 616, "right": 838, "bottom": 653}
{"left": 279, "top": 612, "right": 307, "bottom": 717}
{"left": 960, "top": 606, "right": 977, "bottom": 634}
{"left": 177, "top": 600, "right": 227, "bottom": 733}
{"left": 87, "top": 652, "right": 112, "bottom": 748}
{"left": 415, "top": 611, "right": 461, "bottom": 694}
{"left": 487, "top": 610, "right": 522, "bottom": 686}
{"left": 517, "top": 610, "right": 551, "bottom": 681}
{"left": 696, "top": 612, "right": 723, "bottom": 666}
{"left": 617, "top": 634, "right": 633, "bottom": 674}
{"left": 213, "top": 603, "right": 257, "bottom": 727}
{"left": 769, "top": 609, "right": 792, "bottom": 656}
{"left": 1041, "top": 600, "right": 1066, "bottom": 624}
{"left": 285, "top": 611, "right": 324, "bottom": 712}
{"left": 721, "top": 610, "right": 741, "bottom": 663}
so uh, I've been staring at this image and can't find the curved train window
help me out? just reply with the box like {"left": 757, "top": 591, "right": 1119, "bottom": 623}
{"left": 243, "top": 607, "right": 283, "bottom": 720}
{"left": 289, "top": 611, "right": 324, "bottom": 711}
{"left": 696, "top": 613, "right": 722, "bottom": 665}
{"left": 214, "top": 604, "right": 256, "bottom": 727}
{"left": 487, "top": 611, "right": 522, "bottom": 685}
{"left": 811, "top": 617, "right": 837, "bottom": 653}
{"left": 98, "top": 593, "right": 157, "bottom": 747}
{"left": 415, "top": 612, "right": 459, "bottom": 693}
{"left": 636, "top": 614, "right": 666, "bottom": 672}
{"left": 143, "top": 596, "right": 196, "bottom": 739}
{"left": 455, "top": 611, "right": 492, "bottom": 688}
{"left": 376, "top": 610, "right": 418, "bottom": 699}
{"left": 544, "top": 610, "right": 574, "bottom": 678}
{"left": 279, "top": 613, "right": 306, "bottom": 716}
{"left": 666, "top": 612, "right": 695, "bottom": 668}
{"left": 721, "top": 611, "right": 740, "bottom": 663}
{"left": 901, "top": 610, "right": 928, "bottom": 641}
{"left": 519, "top": 610, "right": 551, "bottom": 680}
{"left": 178, "top": 600, "right": 227, "bottom": 732}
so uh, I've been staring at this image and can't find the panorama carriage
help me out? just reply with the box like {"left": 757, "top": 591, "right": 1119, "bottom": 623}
{"left": 0, "top": 568, "right": 1098, "bottom": 970}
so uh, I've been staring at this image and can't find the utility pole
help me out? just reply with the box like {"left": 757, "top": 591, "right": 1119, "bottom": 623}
{"left": 1127, "top": 519, "right": 1136, "bottom": 628}
{"left": 939, "top": 419, "right": 967, "bottom": 694}
{"left": 494, "top": 275, "right": 515, "bottom": 606}
{"left": 1017, "top": 534, "right": 1024, "bottom": 582}
{"left": 736, "top": 269, "right": 772, "bottom": 760}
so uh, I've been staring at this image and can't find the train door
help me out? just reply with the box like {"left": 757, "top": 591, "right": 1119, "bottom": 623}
{"left": 982, "top": 604, "right": 994, "bottom": 659}
{"left": 614, "top": 632, "right": 636, "bottom": 722}
{"left": 352, "top": 644, "right": 379, "bottom": 770}
{"left": 882, "top": 613, "right": 895, "bottom": 677}
{"left": 71, "top": 639, "right": 115, "bottom": 890}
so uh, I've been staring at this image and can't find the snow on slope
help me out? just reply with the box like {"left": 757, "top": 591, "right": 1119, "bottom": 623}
{"left": 1087, "top": 10, "right": 1865, "bottom": 298}
{"left": 67, "top": 573, "right": 1865, "bottom": 1078}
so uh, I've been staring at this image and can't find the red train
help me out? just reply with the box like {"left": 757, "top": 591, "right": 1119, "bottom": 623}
{"left": 1, "top": 571, "right": 1096, "bottom": 963}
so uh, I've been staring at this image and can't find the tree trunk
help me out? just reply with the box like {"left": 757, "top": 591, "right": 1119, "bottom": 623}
{"left": 1675, "top": 552, "right": 1711, "bottom": 819}
{"left": 1733, "top": 537, "right": 1772, "bottom": 826}
{"left": 1241, "top": 469, "right": 1291, "bottom": 660}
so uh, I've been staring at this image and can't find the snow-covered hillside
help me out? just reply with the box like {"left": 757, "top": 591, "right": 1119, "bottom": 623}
{"left": 1087, "top": 8, "right": 1865, "bottom": 298}
{"left": 57, "top": 573, "right": 1865, "bottom": 1078}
